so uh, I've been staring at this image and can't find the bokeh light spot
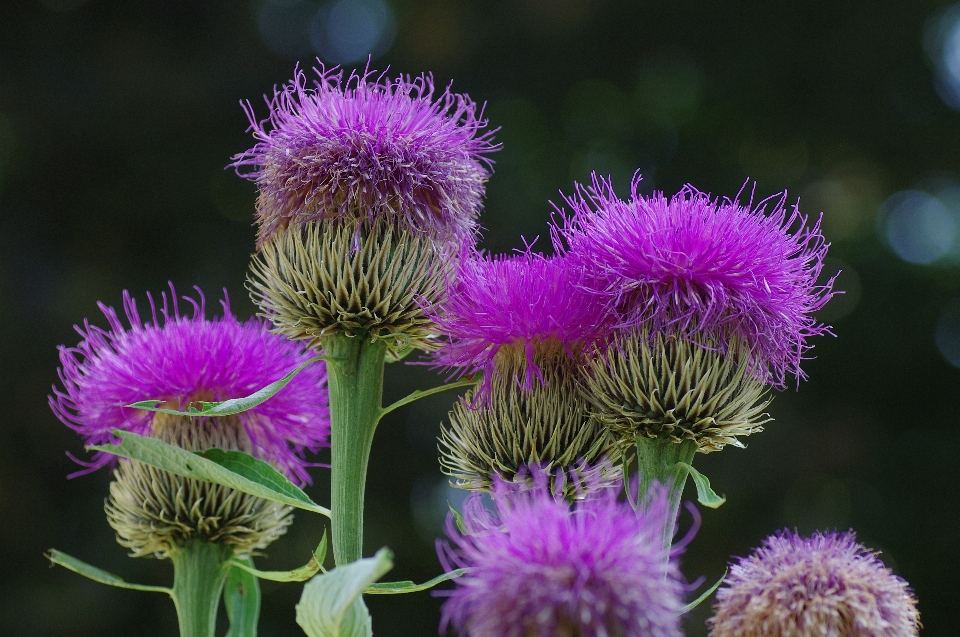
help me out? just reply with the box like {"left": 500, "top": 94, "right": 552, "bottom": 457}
{"left": 801, "top": 163, "right": 883, "bottom": 242}
{"left": 936, "top": 299, "right": 960, "bottom": 367}
{"left": 881, "top": 190, "right": 956, "bottom": 264}
{"left": 311, "top": 0, "right": 395, "bottom": 64}
{"left": 924, "top": 4, "right": 960, "bottom": 109}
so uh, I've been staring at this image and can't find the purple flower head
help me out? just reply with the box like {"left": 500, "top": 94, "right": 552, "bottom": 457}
{"left": 429, "top": 248, "right": 613, "bottom": 394}
{"left": 50, "top": 285, "right": 329, "bottom": 485}
{"left": 555, "top": 173, "right": 836, "bottom": 387}
{"left": 709, "top": 530, "right": 920, "bottom": 637}
{"left": 231, "top": 63, "right": 499, "bottom": 245}
{"left": 438, "top": 471, "right": 685, "bottom": 637}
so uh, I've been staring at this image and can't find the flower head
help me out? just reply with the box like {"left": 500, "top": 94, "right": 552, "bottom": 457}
{"left": 232, "top": 64, "right": 499, "bottom": 245}
{"left": 586, "top": 329, "right": 772, "bottom": 452}
{"left": 438, "top": 474, "right": 685, "bottom": 637}
{"left": 440, "top": 354, "right": 620, "bottom": 494}
{"left": 429, "top": 250, "right": 613, "bottom": 393}
{"left": 249, "top": 216, "right": 453, "bottom": 353}
{"left": 709, "top": 530, "right": 920, "bottom": 637}
{"left": 556, "top": 174, "right": 835, "bottom": 387}
{"left": 50, "top": 285, "right": 329, "bottom": 485}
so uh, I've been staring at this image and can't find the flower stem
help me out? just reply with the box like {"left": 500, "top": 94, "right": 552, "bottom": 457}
{"left": 635, "top": 436, "right": 698, "bottom": 556}
{"left": 323, "top": 332, "right": 388, "bottom": 566}
{"left": 169, "top": 540, "right": 233, "bottom": 637}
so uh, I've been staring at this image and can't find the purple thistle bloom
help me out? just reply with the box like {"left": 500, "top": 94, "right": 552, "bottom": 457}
{"left": 231, "top": 63, "right": 499, "bottom": 245}
{"left": 50, "top": 285, "right": 329, "bottom": 485}
{"left": 556, "top": 173, "right": 836, "bottom": 387}
{"left": 710, "top": 530, "right": 920, "bottom": 637}
{"left": 438, "top": 474, "right": 685, "bottom": 637}
{"left": 429, "top": 249, "right": 613, "bottom": 393}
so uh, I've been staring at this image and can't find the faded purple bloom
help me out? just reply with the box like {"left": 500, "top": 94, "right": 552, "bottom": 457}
{"left": 556, "top": 173, "right": 835, "bottom": 387}
{"left": 231, "top": 64, "right": 499, "bottom": 245}
{"left": 710, "top": 530, "right": 920, "bottom": 637}
{"left": 438, "top": 474, "right": 685, "bottom": 637}
{"left": 50, "top": 285, "right": 329, "bottom": 485}
{"left": 429, "top": 249, "right": 613, "bottom": 392}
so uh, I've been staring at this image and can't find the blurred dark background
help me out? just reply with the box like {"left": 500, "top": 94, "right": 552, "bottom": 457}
{"left": 3, "top": 0, "right": 960, "bottom": 635}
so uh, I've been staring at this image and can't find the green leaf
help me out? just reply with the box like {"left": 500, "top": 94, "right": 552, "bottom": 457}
{"left": 197, "top": 447, "right": 326, "bottom": 513}
{"left": 679, "top": 569, "right": 727, "bottom": 614}
{"left": 90, "top": 430, "right": 330, "bottom": 517}
{"left": 365, "top": 569, "right": 465, "bottom": 595}
{"left": 378, "top": 375, "right": 479, "bottom": 420}
{"left": 127, "top": 355, "right": 329, "bottom": 417}
{"left": 448, "top": 503, "right": 466, "bottom": 535}
{"left": 296, "top": 548, "right": 393, "bottom": 637}
{"left": 224, "top": 558, "right": 261, "bottom": 637}
{"left": 676, "top": 462, "right": 726, "bottom": 509}
{"left": 45, "top": 549, "right": 171, "bottom": 595}
{"left": 230, "top": 532, "right": 328, "bottom": 583}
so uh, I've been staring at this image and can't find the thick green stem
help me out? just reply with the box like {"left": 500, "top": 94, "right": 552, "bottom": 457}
{"left": 323, "top": 332, "right": 388, "bottom": 566}
{"left": 636, "top": 436, "right": 698, "bottom": 556}
{"left": 169, "top": 540, "right": 233, "bottom": 637}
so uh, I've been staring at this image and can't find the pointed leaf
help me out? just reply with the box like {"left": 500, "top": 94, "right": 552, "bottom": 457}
{"left": 224, "top": 558, "right": 261, "bottom": 637}
{"left": 680, "top": 569, "right": 727, "bottom": 614}
{"left": 448, "top": 503, "right": 466, "bottom": 536}
{"left": 127, "top": 355, "right": 329, "bottom": 417}
{"left": 378, "top": 376, "right": 479, "bottom": 420}
{"left": 45, "top": 549, "right": 171, "bottom": 595}
{"left": 197, "top": 448, "right": 324, "bottom": 512}
{"left": 296, "top": 549, "right": 393, "bottom": 637}
{"left": 90, "top": 430, "right": 330, "bottom": 517}
{"left": 231, "top": 532, "right": 328, "bottom": 583}
{"left": 676, "top": 462, "right": 726, "bottom": 508}
{"left": 365, "top": 569, "right": 465, "bottom": 594}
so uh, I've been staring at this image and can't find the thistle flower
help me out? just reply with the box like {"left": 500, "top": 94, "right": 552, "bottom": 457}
{"left": 231, "top": 64, "right": 498, "bottom": 245}
{"left": 50, "top": 286, "right": 329, "bottom": 556}
{"left": 431, "top": 250, "right": 619, "bottom": 492}
{"left": 557, "top": 173, "right": 835, "bottom": 387}
{"left": 585, "top": 329, "right": 772, "bottom": 452}
{"left": 709, "top": 530, "right": 920, "bottom": 637}
{"left": 438, "top": 474, "right": 685, "bottom": 637}
{"left": 429, "top": 250, "right": 613, "bottom": 392}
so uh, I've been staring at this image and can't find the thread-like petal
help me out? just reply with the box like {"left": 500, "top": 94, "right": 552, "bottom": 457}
{"left": 439, "top": 473, "right": 685, "bottom": 637}
{"left": 231, "top": 63, "right": 499, "bottom": 245}
{"left": 49, "top": 285, "right": 329, "bottom": 485}
{"left": 710, "top": 530, "right": 920, "bottom": 637}
{"left": 556, "top": 173, "right": 836, "bottom": 387}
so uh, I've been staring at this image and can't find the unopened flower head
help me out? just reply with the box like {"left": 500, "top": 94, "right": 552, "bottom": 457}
{"left": 429, "top": 250, "right": 612, "bottom": 394}
{"left": 249, "top": 216, "right": 453, "bottom": 353}
{"left": 709, "top": 530, "right": 920, "bottom": 637}
{"left": 438, "top": 473, "right": 684, "bottom": 637}
{"left": 50, "top": 286, "right": 330, "bottom": 556}
{"left": 556, "top": 173, "right": 835, "bottom": 387}
{"left": 232, "top": 64, "right": 498, "bottom": 245}
{"left": 586, "top": 329, "right": 772, "bottom": 452}
{"left": 440, "top": 350, "right": 620, "bottom": 495}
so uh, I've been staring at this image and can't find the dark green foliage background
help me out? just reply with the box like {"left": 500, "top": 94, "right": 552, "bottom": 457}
{"left": 1, "top": 0, "right": 957, "bottom": 635}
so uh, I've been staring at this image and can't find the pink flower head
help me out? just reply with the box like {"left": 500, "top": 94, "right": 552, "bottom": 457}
{"left": 428, "top": 249, "right": 613, "bottom": 393}
{"left": 555, "top": 173, "right": 835, "bottom": 387}
{"left": 50, "top": 285, "right": 329, "bottom": 485}
{"left": 438, "top": 472, "right": 685, "bottom": 637}
{"left": 231, "top": 63, "right": 499, "bottom": 245}
{"left": 710, "top": 530, "right": 920, "bottom": 637}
